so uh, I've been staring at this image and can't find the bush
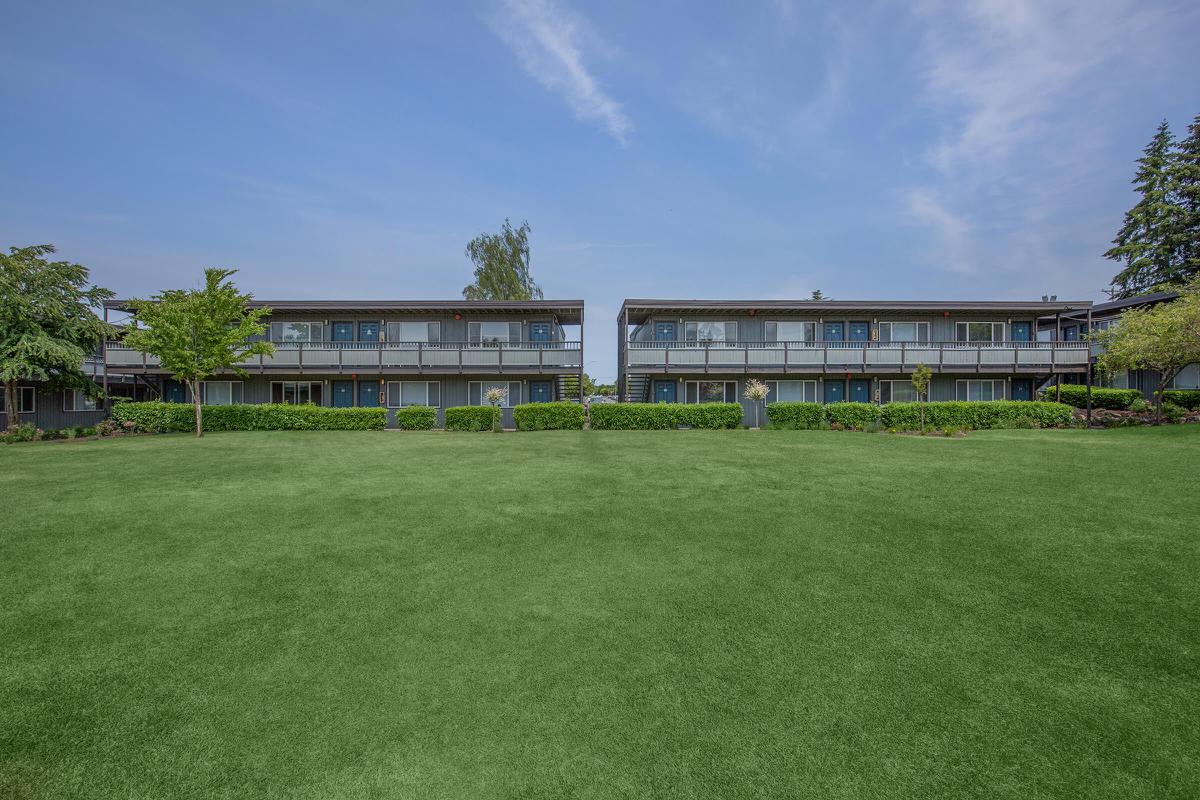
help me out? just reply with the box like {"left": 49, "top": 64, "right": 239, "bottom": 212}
{"left": 1161, "top": 402, "right": 1186, "bottom": 424}
{"left": 513, "top": 401, "right": 585, "bottom": 431}
{"left": 1130, "top": 398, "right": 1150, "bottom": 413}
{"left": 111, "top": 401, "right": 386, "bottom": 432}
{"left": 765, "top": 402, "right": 823, "bottom": 429}
{"left": 0, "top": 422, "right": 43, "bottom": 443}
{"left": 1039, "top": 384, "right": 1140, "bottom": 410}
{"left": 444, "top": 406, "right": 500, "bottom": 432}
{"left": 880, "top": 401, "right": 1073, "bottom": 431}
{"left": 588, "top": 403, "right": 742, "bottom": 430}
{"left": 393, "top": 406, "right": 437, "bottom": 430}
{"left": 823, "top": 402, "right": 881, "bottom": 431}
{"left": 1162, "top": 389, "right": 1200, "bottom": 410}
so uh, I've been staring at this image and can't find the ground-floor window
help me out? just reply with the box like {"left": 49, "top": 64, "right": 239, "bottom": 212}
{"left": 764, "top": 380, "right": 816, "bottom": 402}
{"left": 0, "top": 386, "right": 37, "bottom": 414}
{"left": 387, "top": 381, "right": 441, "bottom": 407}
{"left": 955, "top": 379, "right": 1005, "bottom": 401}
{"left": 468, "top": 381, "right": 522, "bottom": 407}
{"left": 879, "top": 380, "right": 919, "bottom": 403}
{"left": 200, "top": 381, "right": 244, "bottom": 405}
{"left": 63, "top": 389, "right": 98, "bottom": 412}
{"left": 684, "top": 380, "right": 737, "bottom": 403}
{"left": 1170, "top": 364, "right": 1199, "bottom": 389}
{"left": 271, "top": 381, "right": 323, "bottom": 405}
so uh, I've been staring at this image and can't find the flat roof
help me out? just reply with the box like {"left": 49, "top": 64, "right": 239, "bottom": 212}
{"left": 620, "top": 298, "right": 1091, "bottom": 320}
{"left": 106, "top": 299, "right": 584, "bottom": 322}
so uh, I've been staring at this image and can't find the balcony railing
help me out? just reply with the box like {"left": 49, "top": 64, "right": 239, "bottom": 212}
{"left": 626, "top": 340, "right": 1090, "bottom": 370}
{"left": 105, "top": 341, "right": 583, "bottom": 371}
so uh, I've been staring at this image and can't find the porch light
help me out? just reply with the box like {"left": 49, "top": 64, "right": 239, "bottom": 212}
{"left": 454, "top": 313, "right": 462, "bottom": 320}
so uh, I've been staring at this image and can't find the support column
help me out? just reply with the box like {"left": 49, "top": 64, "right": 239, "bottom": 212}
{"left": 1085, "top": 306, "right": 1093, "bottom": 425}
{"left": 579, "top": 304, "right": 585, "bottom": 403}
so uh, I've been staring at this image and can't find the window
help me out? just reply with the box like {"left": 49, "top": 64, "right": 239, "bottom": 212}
{"left": 956, "top": 322, "right": 1005, "bottom": 342}
{"left": 200, "top": 381, "right": 243, "bottom": 405}
{"left": 764, "top": 380, "right": 816, "bottom": 402}
{"left": 879, "top": 380, "right": 919, "bottom": 403}
{"left": 1171, "top": 364, "right": 1200, "bottom": 389}
{"left": 386, "top": 381, "right": 441, "bottom": 407}
{"left": 764, "top": 321, "right": 815, "bottom": 343}
{"left": 270, "top": 321, "right": 323, "bottom": 342}
{"left": 386, "top": 321, "right": 440, "bottom": 343}
{"left": 955, "top": 380, "right": 1005, "bottom": 401}
{"left": 878, "top": 321, "right": 930, "bottom": 343}
{"left": 684, "top": 321, "right": 736, "bottom": 343}
{"left": 63, "top": 389, "right": 97, "bottom": 412}
{"left": 271, "top": 382, "right": 323, "bottom": 405}
{"left": 468, "top": 381, "right": 522, "bottom": 406}
{"left": 0, "top": 386, "right": 36, "bottom": 414}
{"left": 469, "top": 321, "right": 522, "bottom": 344}
{"left": 684, "top": 380, "right": 738, "bottom": 403}
{"left": 1063, "top": 326, "right": 1078, "bottom": 341}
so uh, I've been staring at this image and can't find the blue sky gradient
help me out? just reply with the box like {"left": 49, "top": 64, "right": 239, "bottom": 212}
{"left": 2, "top": 1, "right": 1198, "bottom": 380}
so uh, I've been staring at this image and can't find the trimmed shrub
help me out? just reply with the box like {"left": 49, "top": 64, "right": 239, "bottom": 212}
{"left": 880, "top": 401, "right": 1073, "bottom": 430}
{"left": 823, "top": 402, "right": 881, "bottom": 431}
{"left": 393, "top": 406, "right": 437, "bottom": 430}
{"left": 444, "top": 405, "right": 499, "bottom": 432}
{"left": 765, "top": 402, "right": 823, "bottom": 429}
{"left": 513, "top": 401, "right": 585, "bottom": 431}
{"left": 1163, "top": 389, "right": 1200, "bottom": 410}
{"left": 1161, "top": 402, "right": 1186, "bottom": 424}
{"left": 588, "top": 403, "right": 742, "bottom": 430}
{"left": 111, "top": 401, "right": 386, "bottom": 432}
{"left": 0, "top": 423, "right": 43, "bottom": 443}
{"left": 1039, "top": 384, "right": 1140, "bottom": 410}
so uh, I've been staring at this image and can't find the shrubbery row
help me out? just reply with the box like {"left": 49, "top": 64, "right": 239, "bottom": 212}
{"left": 1038, "top": 384, "right": 1141, "bottom": 409}
{"left": 588, "top": 402, "right": 742, "bottom": 430}
{"left": 512, "top": 401, "right": 585, "bottom": 430}
{"left": 1163, "top": 389, "right": 1200, "bottom": 410}
{"left": 112, "top": 401, "right": 386, "bottom": 432}
{"left": 443, "top": 406, "right": 499, "bottom": 432}
{"left": 766, "top": 400, "right": 1075, "bottom": 430}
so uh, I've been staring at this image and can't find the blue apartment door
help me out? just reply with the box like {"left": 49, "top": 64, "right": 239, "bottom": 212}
{"left": 824, "top": 380, "right": 844, "bottom": 404}
{"left": 332, "top": 322, "right": 354, "bottom": 342}
{"left": 1010, "top": 322, "right": 1031, "bottom": 342}
{"left": 163, "top": 381, "right": 186, "bottom": 403}
{"left": 849, "top": 379, "right": 871, "bottom": 403}
{"left": 332, "top": 381, "right": 354, "bottom": 407}
{"left": 358, "top": 380, "right": 380, "bottom": 407}
{"left": 824, "top": 322, "right": 844, "bottom": 342}
{"left": 358, "top": 322, "right": 380, "bottom": 342}
{"left": 1012, "top": 379, "right": 1033, "bottom": 401}
{"left": 530, "top": 381, "right": 551, "bottom": 402}
{"left": 530, "top": 323, "right": 551, "bottom": 342}
{"left": 654, "top": 323, "right": 675, "bottom": 341}
{"left": 849, "top": 322, "right": 870, "bottom": 342}
{"left": 655, "top": 381, "right": 676, "bottom": 402}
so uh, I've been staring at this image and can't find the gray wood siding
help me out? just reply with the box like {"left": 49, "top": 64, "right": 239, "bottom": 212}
{"left": 258, "top": 312, "right": 566, "bottom": 343}
{"left": 630, "top": 312, "right": 1031, "bottom": 343}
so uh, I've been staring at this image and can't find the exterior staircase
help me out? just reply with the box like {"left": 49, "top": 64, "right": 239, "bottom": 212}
{"left": 556, "top": 373, "right": 581, "bottom": 401}
{"left": 625, "top": 373, "right": 650, "bottom": 403}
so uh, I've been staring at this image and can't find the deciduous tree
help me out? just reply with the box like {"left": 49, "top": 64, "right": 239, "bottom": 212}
{"left": 462, "top": 219, "right": 542, "bottom": 301}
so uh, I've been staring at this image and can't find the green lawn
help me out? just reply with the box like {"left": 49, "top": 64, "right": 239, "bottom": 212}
{"left": 2, "top": 428, "right": 1198, "bottom": 799}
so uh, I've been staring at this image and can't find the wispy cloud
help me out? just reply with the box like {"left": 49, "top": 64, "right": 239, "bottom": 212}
{"left": 904, "top": 189, "right": 977, "bottom": 274}
{"left": 489, "top": 0, "right": 632, "bottom": 144}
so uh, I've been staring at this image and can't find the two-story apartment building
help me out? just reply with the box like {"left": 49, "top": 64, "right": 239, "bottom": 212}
{"left": 2, "top": 354, "right": 147, "bottom": 433}
{"left": 618, "top": 299, "right": 1093, "bottom": 425}
{"left": 1039, "top": 291, "right": 1199, "bottom": 398}
{"left": 102, "top": 299, "right": 584, "bottom": 428}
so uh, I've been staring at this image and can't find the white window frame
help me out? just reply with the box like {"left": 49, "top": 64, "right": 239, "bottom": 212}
{"left": 877, "top": 321, "right": 930, "bottom": 344}
{"left": 955, "top": 321, "right": 1005, "bottom": 343}
{"left": 270, "top": 321, "right": 323, "bottom": 342}
{"left": 684, "top": 321, "right": 737, "bottom": 345}
{"left": 764, "top": 320, "right": 816, "bottom": 344}
{"left": 200, "top": 381, "right": 243, "bottom": 405}
{"left": 63, "top": 389, "right": 98, "bottom": 412}
{"left": 1169, "top": 363, "right": 1199, "bottom": 389}
{"left": 684, "top": 380, "right": 738, "bottom": 404}
{"left": 764, "top": 380, "right": 817, "bottom": 403}
{"left": 468, "top": 321, "right": 522, "bottom": 345}
{"left": 386, "top": 381, "right": 441, "bottom": 408}
{"left": 270, "top": 381, "right": 323, "bottom": 405}
{"left": 955, "top": 379, "right": 1005, "bottom": 401}
{"left": 468, "top": 380, "right": 522, "bottom": 407}
{"left": 1, "top": 386, "right": 37, "bottom": 414}
{"left": 386, "top": 321, "right": 441, "bottom": 343}
{"left": 879, "top": 380, "right": 920, "bottom": 403}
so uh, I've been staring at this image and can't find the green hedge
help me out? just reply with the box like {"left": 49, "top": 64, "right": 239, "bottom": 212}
{"left": 824, "top": 402, "right": 881, "bottom": 430}
{"left": 765, "top": 402, "right": 824, "bottom": 429}
{"left": 1039, "top": 384, "right": 1140, "bottom": 410}
{"left": 111, "top": 401, "right": 386, "bottom": 432}
{"left": 879, "top": 401, "right": 1073, "bottom": 430}
{"left": 443, "top": 406, "right": 500, "bottom": 432}
{"left": 513, "top": 401, "right": 585, "bottom": 431}
{"left": 1163, "top": 389, "right": 1200, "bottom": 410}
{"left": 393, "top": 406, "right": 437, "bottom": 430}
{"left": 589, "top": 403, "right": 743, "bottom": 430}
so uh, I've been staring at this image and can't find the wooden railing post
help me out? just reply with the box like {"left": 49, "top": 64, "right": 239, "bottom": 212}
{"left": 418, "top": 341, "right": 423, "bottom": 368}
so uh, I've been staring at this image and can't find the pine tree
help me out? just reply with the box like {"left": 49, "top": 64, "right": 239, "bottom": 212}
{"left": 1172, "top": 113, "right": 1200, "bottom": 283}
{"left": 1105, "top": 121, "right": 1183, "bottom": 299}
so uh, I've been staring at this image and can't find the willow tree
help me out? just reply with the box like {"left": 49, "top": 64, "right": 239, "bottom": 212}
{"left": 123, "top": 269, "right": 273, "bottom": 437}
{"left": 0, "top": 245, "right": 114, "bottom": 430}
{"left": 462, "top": 219, "right": 542, "bottom": 300}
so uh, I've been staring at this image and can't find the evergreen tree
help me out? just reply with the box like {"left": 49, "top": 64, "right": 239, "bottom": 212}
{"left": 1172, "top": 113, "right": 1200, "bottom": 282}
{"left": 1105, "top": 121, "right": 1183, "bottom": 299}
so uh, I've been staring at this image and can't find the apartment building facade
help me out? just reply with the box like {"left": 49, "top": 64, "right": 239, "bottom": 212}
{"left": 618, "top": 299, "right": 1093, "bottom": 425}
{"left": 101, "top": 299, "right": 584, "bottom": 428}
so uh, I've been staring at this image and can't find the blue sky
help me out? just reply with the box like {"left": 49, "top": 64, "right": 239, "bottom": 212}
{"left": 2, "top": 1, "right": 1197, "bottom": 381}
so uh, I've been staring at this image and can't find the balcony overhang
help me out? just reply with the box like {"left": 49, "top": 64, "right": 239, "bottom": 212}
{"left": 105, "top": 299, "right": 585, "bottom": 325}
{"left": 619, "top": 299, "right": 1092, "bottom": 326}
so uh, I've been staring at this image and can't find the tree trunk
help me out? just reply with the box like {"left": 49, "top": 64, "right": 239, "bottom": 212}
{"left": 191, "top": 380, "right": 204, "bottom": 438}
{"left": 4, "top": 380, "right": 17, "bottom": 431}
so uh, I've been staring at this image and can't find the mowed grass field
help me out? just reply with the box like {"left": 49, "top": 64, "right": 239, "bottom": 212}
{"left": 2, "top": 427, "right": 1198, "bottom": 799}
